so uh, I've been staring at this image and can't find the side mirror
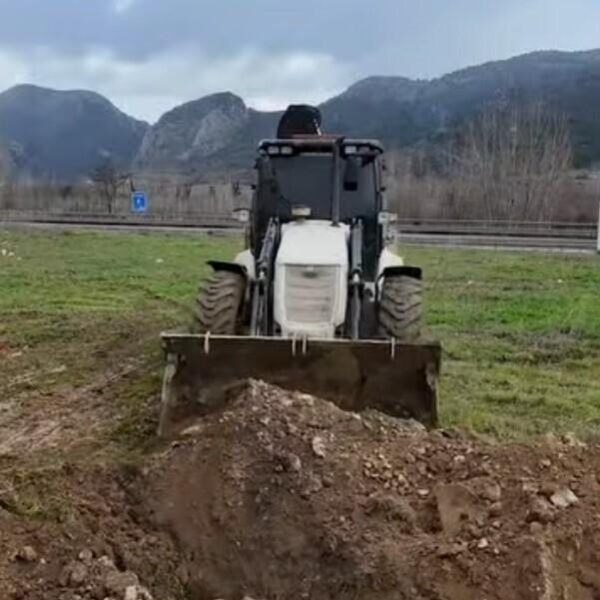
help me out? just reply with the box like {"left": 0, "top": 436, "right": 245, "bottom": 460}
{"left": 233, "top": 208, "right": 251, "bottom": 224}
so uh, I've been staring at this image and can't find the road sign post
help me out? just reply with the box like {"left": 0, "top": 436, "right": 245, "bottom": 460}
{"left": 597, "top": 199, "right": 600, "bottom": 253}
{"left": 131, "top": 191, "right": 148, "bottom": 214}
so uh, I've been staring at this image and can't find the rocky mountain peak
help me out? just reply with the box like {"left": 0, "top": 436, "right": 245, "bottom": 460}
{"left": 135, "top": 92, "right": 250, "bottom": 168}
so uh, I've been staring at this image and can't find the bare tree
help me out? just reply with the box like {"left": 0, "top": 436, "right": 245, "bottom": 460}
{"left": 90, "top": 158, "right": 130, "bottom": 214}
{"left": 384, "top": 149, "right": 463, "bottom": 220}
{"left": 447, "top": 102, "right": 573, "bottom": 221}
{"left": 0, "top": 145, "right": 15, "bottom": 210}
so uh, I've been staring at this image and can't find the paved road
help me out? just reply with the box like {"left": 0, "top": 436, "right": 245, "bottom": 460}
{"left": 0, "top": 220, "right": 241, "bottom": 236}
{"left": 398, "top": 232, "right": 597, "bottom": 253}
{"left": 2, "top": 219, "right": 598, "bottom": 253}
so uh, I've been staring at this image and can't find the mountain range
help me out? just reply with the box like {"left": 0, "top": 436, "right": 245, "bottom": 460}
{"left": 2, "top": 49, "right": 600, "bottom": 181}
{"left": 0, "top": 85, "right": 147, "bottom": 180}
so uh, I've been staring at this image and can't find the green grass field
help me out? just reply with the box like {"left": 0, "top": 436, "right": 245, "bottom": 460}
{"left": 1, "top": 228, "right": 599, "bottom": 439}
{"left": 401, "top": 245, "right": 600, "bottom": 437}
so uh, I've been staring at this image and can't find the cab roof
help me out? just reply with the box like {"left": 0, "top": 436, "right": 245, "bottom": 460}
{"left": 258, "top": 136, "right": 384, "bottom": 155}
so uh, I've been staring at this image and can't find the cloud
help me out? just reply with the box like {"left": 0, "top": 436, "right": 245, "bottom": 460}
{"left": 0, "top": 45, "right": 355, "bottom": 122}
{"left": 1, "top": 1, "right": 599, "bottom": 125}
{"left": 111, "top": 0, "right": 137, "bottom": 14}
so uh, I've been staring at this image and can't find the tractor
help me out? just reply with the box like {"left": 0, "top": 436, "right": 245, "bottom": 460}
{"left": 159, "top": 105, "right": 441, "bottom": 435}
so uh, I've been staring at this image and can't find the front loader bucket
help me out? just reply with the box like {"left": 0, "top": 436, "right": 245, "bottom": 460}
{"left": 158, "top": 334, "right": 441, "bottom": 437}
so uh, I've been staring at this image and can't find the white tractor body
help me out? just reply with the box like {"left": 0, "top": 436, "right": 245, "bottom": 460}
{"left": 274, "top": 220, "right": 349, "bottom": 339}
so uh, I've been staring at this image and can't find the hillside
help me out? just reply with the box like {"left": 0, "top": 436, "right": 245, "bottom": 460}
{"left": 322, "top": 50, "right": 600, "bottom": 164}
{"left": 133, "top": 92, "right": 279, "bottom": 175}
{"left": 136, "top": 49, "right": 600, "bottom": 174}
{"left": 0, "top": 84, "right": 148, "bottom": 180}
{"left": 3, "top": 49, "right": 600, "bottom": 180}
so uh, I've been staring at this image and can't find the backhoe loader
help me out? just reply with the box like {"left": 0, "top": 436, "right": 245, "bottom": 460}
{"left": 159, "top": 106, "right": 441, "bottom": 435}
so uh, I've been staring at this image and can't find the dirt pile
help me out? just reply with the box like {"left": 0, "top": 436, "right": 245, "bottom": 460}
{"left": 143, "top": 380, "right": 600, "bottom": 600}
{"left": 0, "top": 467, "right": 184, "bottom": 600}
{"left": 4, "top": 379, "right": 600, "bottom": 600}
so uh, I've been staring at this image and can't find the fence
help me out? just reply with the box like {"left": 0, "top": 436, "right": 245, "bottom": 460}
{"left": 1, "top": 179, "right": 598, "bottom": 245}
{"left": 394, "top": 219, "right": 597, "bottom": 239}
{"left": 0, "top": 180, "right": 251, "bottom": 223}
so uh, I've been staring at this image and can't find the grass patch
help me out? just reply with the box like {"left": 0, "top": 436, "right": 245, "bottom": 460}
{"left": 108, "top": 371, "right": 164, "bottom": 450}
{"left": 0, "top": 229, "right": 241, "bottom": 340}
{"left": 0, "top": 459, "right": 77, "bottom": 523}
{"left": 0, "top": 229, "right": 240, "bottom": 377}
{"left": 0, "top": 229, "right": 242, "bottom": 462}
{"left": 1, "top": 229, "right": 599, "bottom": 441}
{"left": 399, "top": 245, "right": 600, "bottom": 438}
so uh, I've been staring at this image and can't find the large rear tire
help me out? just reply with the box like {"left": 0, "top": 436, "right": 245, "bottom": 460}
{"left": 192, "top": 271, "right": 246, "bottom": 335}
{"left": 378, "top": 275, "right": 422, "bottom": 342}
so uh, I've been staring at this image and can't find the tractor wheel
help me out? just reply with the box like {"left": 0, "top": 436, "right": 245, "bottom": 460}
{"left": 378, "top": 274, "right": 422, "bottom": 342}
{"left": 192, "top": 271, "right": 246, "bottom": 335}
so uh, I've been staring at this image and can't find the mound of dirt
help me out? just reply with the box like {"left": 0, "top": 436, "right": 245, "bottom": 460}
{"left": 0, "top": 467, "right": 184, "bottom": 600}
{"left": 4, "top": 379, "right": 600, "bottom": 600}
{"left": 143, "top": 380, "right": 600, "bottom": 600}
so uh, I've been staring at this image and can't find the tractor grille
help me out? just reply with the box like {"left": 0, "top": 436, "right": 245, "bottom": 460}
{"left": 284, "top": 265, "right": 338, "bottom": 324}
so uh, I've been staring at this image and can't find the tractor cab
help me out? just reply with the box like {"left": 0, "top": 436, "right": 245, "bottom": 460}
{"left": 252, "top": 137, "right": 387, "bottom": 281}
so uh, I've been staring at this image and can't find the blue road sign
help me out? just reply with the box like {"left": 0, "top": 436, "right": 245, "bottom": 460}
{"left": 131, "top": 191, "right": 148, "bottom": 213}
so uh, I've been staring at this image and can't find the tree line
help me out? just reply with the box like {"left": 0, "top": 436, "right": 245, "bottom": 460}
{"left": 386, "top": 101, "right": 595, "bottom": 222}
{"left": 1, "top": 101, "right": 597, "bottom": 223}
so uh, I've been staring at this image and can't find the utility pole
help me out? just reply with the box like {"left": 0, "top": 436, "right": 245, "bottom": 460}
{"left": 597, "top": 196, "right": 600, "bottom": 253}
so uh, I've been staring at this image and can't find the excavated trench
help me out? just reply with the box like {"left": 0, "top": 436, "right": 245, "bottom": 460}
{"left": 3, "top": 380, "right": 600, "bottom": 600}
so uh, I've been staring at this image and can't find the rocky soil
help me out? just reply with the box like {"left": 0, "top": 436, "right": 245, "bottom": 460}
{"left": 3, "top": 379, "right": 600, "bottom": 599}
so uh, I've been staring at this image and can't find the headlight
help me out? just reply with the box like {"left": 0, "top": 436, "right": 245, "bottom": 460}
{"left": 291, "top": 205, "right": 312, "bottom": 218}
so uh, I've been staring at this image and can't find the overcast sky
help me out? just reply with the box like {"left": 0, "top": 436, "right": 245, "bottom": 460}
{"left": 0, "top": 0, "right": 599, "bottom": 123}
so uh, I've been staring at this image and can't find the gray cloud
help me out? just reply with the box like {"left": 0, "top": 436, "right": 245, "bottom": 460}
{"left": 0, "top": 45, "right": 355, "bottom": 122}
{"left": 0, "top": 0, "right": 598, "bottom": 121}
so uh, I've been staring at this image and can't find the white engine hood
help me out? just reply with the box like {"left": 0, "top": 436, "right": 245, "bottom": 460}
{"left": 276, "top": 220, "right": 349, "bottom": 265}
{"left": 274, "top": 220, "right": 349, "bottom": 339}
